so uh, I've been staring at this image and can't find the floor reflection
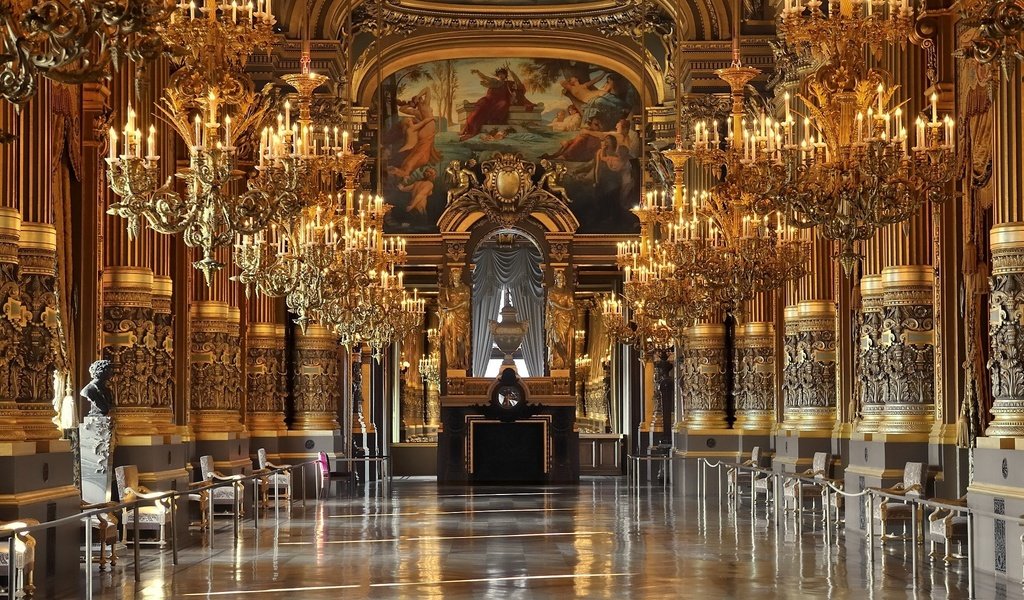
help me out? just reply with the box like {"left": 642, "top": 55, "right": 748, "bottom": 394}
{"left": 84, "top": 478, "right": 1005, "bottom": 599}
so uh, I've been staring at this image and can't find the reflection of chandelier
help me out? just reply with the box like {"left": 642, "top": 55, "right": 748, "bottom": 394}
{"left": 664, "top": 56, "right": 809, "bottom": 311}
{"left": 419, "top": 327, "right": 440, "bottom": 384}
{"left": 105, "top": 0, "right": 280, "bottom": 283}
{"left": 774, "top": 0, "right": 956, "bottom": 273}
{"left": 601, "top": 295, "right": 677, "bottom": 356}
{"left": 0, "top": 0, "right": 174, "bottom": 105}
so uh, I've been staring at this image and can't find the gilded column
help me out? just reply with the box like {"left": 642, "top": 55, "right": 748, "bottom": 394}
{"left": 246, "top": 296, "right": 286, "bottom": 437}
{"left": 782, "top": 230, "right": 838, "bottom": 431}
{"left": 150, "top": 275, "right": 175, "bottom": 430}
{"left": 878, "top": 265, "right": 935, "bottom": 433}
{"left": 734, "top": 293, "right": 775, "bottom": 430}
{"left": 857, "top": 274, "right": 887, "bottom": 432}
{"left": 680, "top": 323, "right": 727, "bottom": 430}
{"left": 293, "top": 324, "right": 341, "bottom": 431}
{"left": 0, "top": 208, "right": 26, "bottom": 441}
{"left": 985, "top": 56, "right": 1024, "bottom": 436}
{"left": 189, "top": 300, "right": 244, "bottom": 434}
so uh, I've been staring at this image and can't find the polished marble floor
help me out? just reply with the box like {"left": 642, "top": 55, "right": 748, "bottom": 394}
{"left": 78, "top": 477, "right": 1016, "bottom": 599}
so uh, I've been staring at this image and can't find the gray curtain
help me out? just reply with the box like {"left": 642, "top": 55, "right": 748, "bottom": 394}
{"left": 471, "top": 245, "right": 545, "bottom": 377}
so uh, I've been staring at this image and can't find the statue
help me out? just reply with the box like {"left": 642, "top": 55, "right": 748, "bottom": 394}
{"left": 446, "top": 159, "right": 479, "bottom": 204}
{"left": 439, "top": 267, "right": 471, "bottom": 371}
{"left": 538, "top": 159, "right": 569, "bottom": 201}
{"left": 81, "top": 359, "right": 114, "bottom": 416}
{"left": 545, "top": 269, "right": 575, "bottom": 371}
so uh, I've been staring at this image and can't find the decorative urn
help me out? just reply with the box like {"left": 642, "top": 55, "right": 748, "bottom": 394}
{"left": 489, "top": 289, "right": 529, "bottom": 367}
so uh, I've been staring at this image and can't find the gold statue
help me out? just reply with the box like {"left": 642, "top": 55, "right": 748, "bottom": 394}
{"left": 546, "top": 269, "right": 575, "bottom": 371}
{"left": 439, "top": 267, "right": 471, "bottom": 371}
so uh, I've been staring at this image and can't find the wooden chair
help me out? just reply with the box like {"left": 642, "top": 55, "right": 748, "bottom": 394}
{"left": 783, "top": 452, "right": 831, "bottom": 514}
{"left": 0, "top": 519, "right": 36, "bottom": 598}
{"left": 115, "top": 465, "right": 172, "bottom": 547}
{"left": 871, "top": 461, "right": 926, "bottom": 542}
{"left": 927, "top": 497, "right": 969, "bottom": 563}
{"left": 256, "top": 448, "right": 292, "bottom": 506}
{"left": 198, "top": 456, "right": 244, "bottom": 518}
{"left": 81, "top": 502, "right": 118, "bottom": 570}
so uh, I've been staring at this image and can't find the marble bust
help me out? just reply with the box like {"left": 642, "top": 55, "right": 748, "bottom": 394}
{"left": 81, "top": 360, "right": 114, "bottom": 417}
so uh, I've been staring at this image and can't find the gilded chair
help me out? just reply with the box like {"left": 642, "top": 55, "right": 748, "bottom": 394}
{"left": 783, "top": 452, "right": 831, "bottom": 514}
{"left": 198, "top": 456, "right": 244, "bottom": 518}
{"left": 0, "top": 519, "right": 36, "bottom": 598}
{"left": 81, "top": 502, "right": 118, "bottom": 570}
{"left": 256, "top": 448, "right": 292, "bottom": 506}
{"left": 115, "top": 465, "right": 172, "bottom": 547}
{"left": 871, "top": 461, "right": 926, "bottom": 542}
{"left": 927, "top": 497, "right": 968, "bottom": 562}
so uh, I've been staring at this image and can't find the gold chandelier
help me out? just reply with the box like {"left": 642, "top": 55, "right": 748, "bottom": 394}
{"left": 662, "top": 55, "right": 810, "bottom": 311}
{"left": 0, "top": 0, "right": 174, "bottom": 105}
{"left": 959, "top": 0, "right": 1024, "bottom": 66}
{"left": 774, "top": 0, "right": 956, "bottom": 273}
{"left": 106, "top": 0, "right": 281, "bottom": 283}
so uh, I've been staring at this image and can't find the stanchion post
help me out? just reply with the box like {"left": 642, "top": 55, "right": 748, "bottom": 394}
{"left": 253, "top": 479, "right": 260, "bottom": 531}
{"left": 208, "top": 489, "right": 215, "bottom": 546}
{"left": 84, "top": 518, "right": 93, "bottom": 598}
{"left": 910, "top": 501, "right": 918, "bottom": 583}
{"left": 170, "top": 496, "right": 179, "bottom": 565}
{"left": 133, "top": 506, "right": 140, "bottom": 582}
{"left": 967, "top": 511, "right": 975, "bottom": 599}
{"left": 232, "top": 484, "right": 240, "bottom": 544}
{"left": 301, "top": 465, "right": 307, "bottom": 507}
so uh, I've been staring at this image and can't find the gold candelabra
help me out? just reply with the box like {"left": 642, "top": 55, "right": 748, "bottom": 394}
{"left": 773, "top": 9, "right": 956, "bottom": 273}
{"left": 959, "top": 0, "right": 1024, "bottom": 67}
{"left": 0, "top": 0, "right": 175, "bottom": 105}
{"left": 106, "top": 0, "right": 280, "bottom": 283}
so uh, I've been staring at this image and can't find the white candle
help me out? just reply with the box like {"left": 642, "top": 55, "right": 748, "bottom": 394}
{"left": 931, "top": 93, "right": 938, "bottom": 123}
{"left": 231, "top": 0, "right": 237, "bottom": 21}
{"left": 342, "top": 130, "right": 349, "bottom": 154}
{"left": 108, "top": 128, "right": 117, "bottom": 161}
{"left": 224, "top": 115, "right": 232, "bottom": 146}
{"left": 147, "top": 125, "right": 156, "bottom": 159}
{"left": 194, "top": 114, "right": 202, "bottom": 148}
{"left": 284, "top": 100, "right": 291, "bottom": 130}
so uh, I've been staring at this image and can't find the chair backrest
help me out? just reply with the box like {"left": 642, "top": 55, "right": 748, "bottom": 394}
{"left": 115, "top": 465, "right": 139, "bottom": 501}
{"left": 317, "top": 451, "right": 329, "bottom": 476}
{"left": 750, "top": 446, "right": 762, "bottom": 465}
{"left": 257, "top": 448, "right": 269, "bottom": 469}
{"left": 903, "top": 462, "right": 925, "bottom": 496}
{"left": 199, "top": 455, "right": 215, "bottom": 481}
{"left": 811, "top": 452, "right": 831, "bottom": 478}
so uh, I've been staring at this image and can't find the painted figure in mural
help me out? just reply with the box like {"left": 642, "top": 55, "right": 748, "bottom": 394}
{"left": 549, "top": 105, "right": 582, "bottom": 132}
{"left": 460, "top": 67, "right": 535, "bottom": 141}
{"left": 398, "top": 167, "right": 438, "bottom": 215}
{"left": 81, "top": 359, "right": 114, "bottom": 417}
{"left": 540, "top": 116, "right": 604, "bottom": 162}
{"left": 388, "top": 87, "right": 441, "bottom": 179}
{"left": 439, "top": 267, "right": 472, "bottom": 371}
{"left": 560, "top": 73, "right": 634, "bottom": 131}
{"left": 446, "top": 159, "right": 479, "bottom": 203}
{"left": 538, "top": 159, "right": 568, "bottom": 200}
{"left": 546, "top": 270, "right": 575, "bottom": 371}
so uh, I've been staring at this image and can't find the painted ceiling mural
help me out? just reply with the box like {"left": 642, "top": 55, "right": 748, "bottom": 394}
{"left": 377, "top": 57, "right": 643, "bottom": 234}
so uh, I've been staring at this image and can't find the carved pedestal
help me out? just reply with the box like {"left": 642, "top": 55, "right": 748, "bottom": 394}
{"left": 79, "top": 416, "right": 114, "bottom": 504}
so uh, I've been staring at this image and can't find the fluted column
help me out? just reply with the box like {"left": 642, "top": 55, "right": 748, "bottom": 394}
{"left": 680, "top": 323, "right": 727, "bottom": 430}
{"left": 734, "top": 293, "right": 775, "bottom": 430}
{"left": 293, "top": 324, "right": 341, "bottom": 431}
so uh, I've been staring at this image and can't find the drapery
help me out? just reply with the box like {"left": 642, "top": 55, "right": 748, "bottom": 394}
{"left": 471, "top": 245, "right": 544, "bottom": 377}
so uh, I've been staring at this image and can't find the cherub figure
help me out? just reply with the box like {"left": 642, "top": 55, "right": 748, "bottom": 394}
{"left": 399, "top": 167, "right": 437, "bottom": 215}
{"left": 446, "top": 159, "right": 479, "bottom": 204}
{"left": 539, "top": 159, "right": 569, "bottom": 201}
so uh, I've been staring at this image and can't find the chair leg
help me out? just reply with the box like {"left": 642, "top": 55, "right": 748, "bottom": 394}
{"left": 97, "top": 523, "right": 107, "bottom": 570}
